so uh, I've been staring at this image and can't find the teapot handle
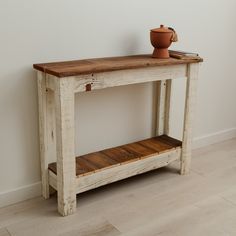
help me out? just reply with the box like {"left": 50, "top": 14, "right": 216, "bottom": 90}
{"left": 168, "top": 27, "right": 178, "bottom": 42}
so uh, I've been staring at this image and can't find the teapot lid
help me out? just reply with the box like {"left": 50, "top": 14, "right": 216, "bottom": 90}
{"left": 151, "top": 25, "right": 173, "bottom": 33}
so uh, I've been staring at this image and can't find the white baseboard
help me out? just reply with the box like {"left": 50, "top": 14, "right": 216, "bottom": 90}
{"left": 193, "top": 127, "right": 236, "bottom": 149}
{"left": 0, "top": 182, "right": 41, "bottom": 208}
{"left": 0, "top": 127, "right": 236, "bottom": 209}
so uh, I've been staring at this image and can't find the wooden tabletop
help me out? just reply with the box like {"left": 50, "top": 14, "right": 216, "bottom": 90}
{"left": 33, "top": 54, "right": 203, "bottom": 78}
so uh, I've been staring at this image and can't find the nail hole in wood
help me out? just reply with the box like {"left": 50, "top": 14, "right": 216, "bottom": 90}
{"left": 86, "top": 84, "right": 92, "bottom": 92}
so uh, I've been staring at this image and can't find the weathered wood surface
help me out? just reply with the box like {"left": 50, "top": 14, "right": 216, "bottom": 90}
{"left": 156, "top": 79, "right": 172, "bottom": 136}
{"left": 73, "top": 64, "right": 186, "bottom": 93}
{"left": 37, "top": 72, "right": 56, "bottom": 199}
{"left": 45, "top": 65, "right": 186, "bottom": 93}
{"left": 54, "top": 77, "right": 76, "bottom": 216}
{"left": 164, "top": 79, "right": 172, "bottom": 135}
{"left": 181, "top": 63, "right": 199, "bottom": 175}
{"left": 48, "top": 171, "right": 57, "bottom": 191}
{"left": 75, "top": 148, "right": 181, "bottom": 194}
{"left": 156, "top": 80, "right": 167, "bottom": 136}
{"left": 49, "top": 148, "right": 181, "bottom": 193}
{"left": 33, "top": 54, "right": 203, "bottom": 77}
{"left": 48, "top": 135, "right": 182, "bottom": 178}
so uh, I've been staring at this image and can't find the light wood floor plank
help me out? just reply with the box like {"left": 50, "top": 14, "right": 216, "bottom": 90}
{"left": 0, "top": 138, "right": 236, "bottom": 236}
{"left": 0, "top": 228, "right": 11, "bottom": 236}
{"left": 58, "top": 221, "right": 121, "bottom": 236}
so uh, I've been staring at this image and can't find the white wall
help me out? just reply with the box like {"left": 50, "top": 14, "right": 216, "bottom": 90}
{"left": 0, "top": 0, "right": 236, "bottom": 207}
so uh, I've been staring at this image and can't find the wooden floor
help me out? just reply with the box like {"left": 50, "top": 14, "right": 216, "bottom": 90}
{"left": 1, "top": 138, "right": 236, "bottom": 236}
{"left": 49, "top": 135, "right": 182, "bottom": 177}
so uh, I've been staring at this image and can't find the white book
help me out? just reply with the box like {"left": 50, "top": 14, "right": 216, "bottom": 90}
{"left": 169, "top": 50, "right": 199, "bottom": 57}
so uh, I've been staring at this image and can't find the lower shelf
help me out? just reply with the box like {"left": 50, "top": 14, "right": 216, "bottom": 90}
{"left": 48, "top": 135, "right": 182, "bottom": 193}
{"left": 49, "top": 135, "right": 181, "bottom": 177}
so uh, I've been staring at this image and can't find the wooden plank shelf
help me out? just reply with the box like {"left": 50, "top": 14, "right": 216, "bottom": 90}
{"left": 48, "top": 135, "right": 182, "bottom": 178}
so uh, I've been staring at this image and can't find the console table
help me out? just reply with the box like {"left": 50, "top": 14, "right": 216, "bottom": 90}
{"left": 33, "top": 54, "right": 202, "bottom": 216}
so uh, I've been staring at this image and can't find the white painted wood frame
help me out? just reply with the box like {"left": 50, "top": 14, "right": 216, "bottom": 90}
{"left": 156, "top": 80, "right": 167, "bottom": 136}
{"left": 181, "top": 63, "right": 199, "bottom": 174}
{"left": 36, "top": 62, "right": 200, "bottom": 216}
{"left": 54, "top": 78, "right": 76, "bottom": 216}
{"left": 37, "top": 72, "right": 56, "bottom": 199}
{"left": 164, "top": 79, "right": 172, "bottom": 135}
{"left": 45, "top": 65, "right": 186, "bottom": 93}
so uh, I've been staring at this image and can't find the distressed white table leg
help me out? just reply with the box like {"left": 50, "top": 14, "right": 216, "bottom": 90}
{"left": 156, "top": 80, "right": 167, "bottom": 136}
{"left": 54, "top": 77, "right": 76, "bottom": 216}
{"left": 164, "top": 79, "right": 172, "bottom": 135}
{"left": 181, "top": 63, "right": 199, "bottom": 175}
{"left": 156, "top": 80, "right": 172, "bottom": 136}
{"left": 37, "top": 72, "right": 56, "bottom": 199}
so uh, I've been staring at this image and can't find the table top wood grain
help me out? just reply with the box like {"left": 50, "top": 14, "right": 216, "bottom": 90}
{"left": 33, "top": 54, "right": 203, "bottom": 78}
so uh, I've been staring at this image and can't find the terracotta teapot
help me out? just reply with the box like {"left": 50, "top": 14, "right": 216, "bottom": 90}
{"left": 150, "top": 25, "right": 178, "bottom": 59}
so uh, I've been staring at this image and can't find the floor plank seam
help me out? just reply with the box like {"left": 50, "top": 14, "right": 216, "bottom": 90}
{"left": 6, "top": 228, "right": 11, "bottom": 236}
{"left": 0, "top": 227, "right": 11, "bottom": 236}
{"left": 191, "top": 169, "right": 206, "bottom": 177}
{"left": 220, "top": 196, "right": 236, "bottom": 207}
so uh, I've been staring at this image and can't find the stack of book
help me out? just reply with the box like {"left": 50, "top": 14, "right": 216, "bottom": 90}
{"left": 169, "top": 50, "right": 200, "bottom": 60}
